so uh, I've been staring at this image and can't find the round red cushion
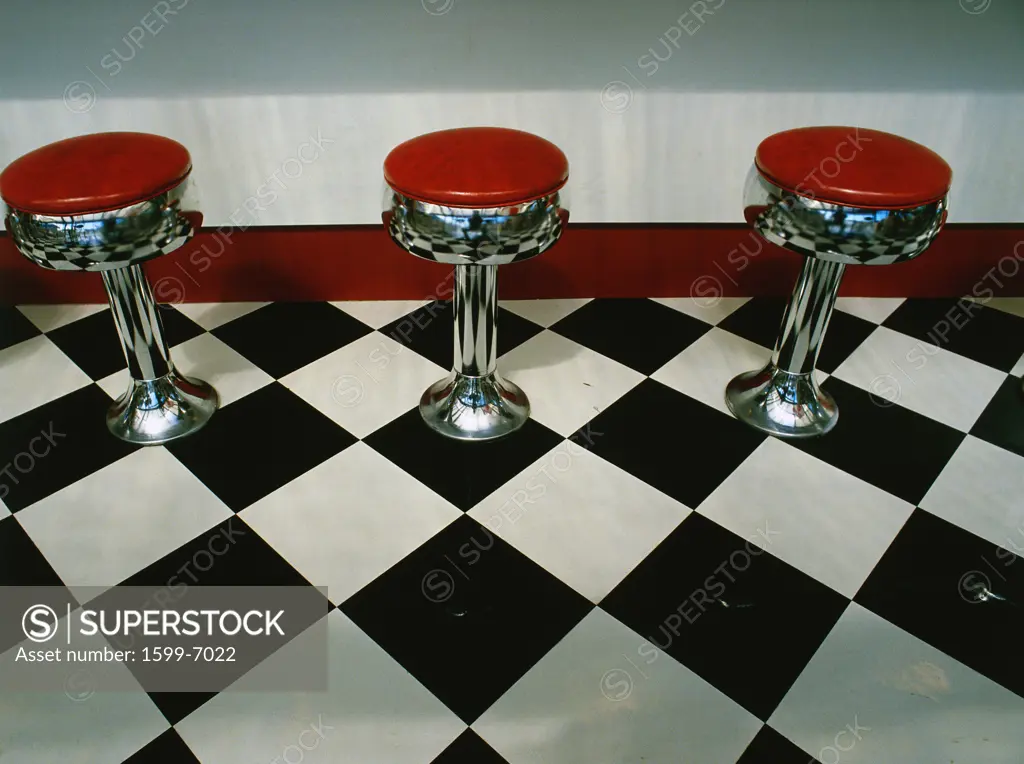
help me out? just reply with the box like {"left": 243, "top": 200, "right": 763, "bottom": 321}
{"left": 0, "top": 132, "right": 192, "bottom": 215}
{"left": 384, "top": 127, "right": 568, "bottom": 208}
{"left": 754, "top": 126, "right": 952, "bottom": 209}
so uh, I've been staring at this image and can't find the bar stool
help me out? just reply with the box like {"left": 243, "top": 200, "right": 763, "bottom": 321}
{"left": 0, "top": 132, "right": 219, "bottom": 444}
{"left": 725, "top": 126, "right": 952, "bottom": 437}
{"left": 383, "top": 127, "right": 569, "bottom": 440}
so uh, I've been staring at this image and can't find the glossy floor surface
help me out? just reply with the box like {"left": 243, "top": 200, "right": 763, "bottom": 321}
{"left": 1, "top": 295, "right": 1023, "bottom": 763}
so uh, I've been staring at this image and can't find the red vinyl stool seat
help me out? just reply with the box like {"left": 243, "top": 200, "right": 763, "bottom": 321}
{"left": 384, "top": 127, "right": 568, "bottom": 208}
{"left": 0, "top": 132, "right": 193, "bottom": 216}
{"left": 0, "top": 132, "right": 217, "bottom": 445}
{"left": 754, "top": 126, "right": 952, "bottom": 209}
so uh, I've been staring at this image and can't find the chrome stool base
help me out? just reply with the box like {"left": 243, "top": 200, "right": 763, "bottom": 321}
{"left": 727, "top": 256, "right": 845, "bottom": 439}
{"left": 420, "top": 370, "right": 530, "bottom": 441}
{"left": 725, "top": 363, "right": 837, "bottom": 438}
{"left": 416, "top": 264, "right": 530, "bottom": 442}
{"left": 107, "top": 370, "right": 219, "bottom": 445}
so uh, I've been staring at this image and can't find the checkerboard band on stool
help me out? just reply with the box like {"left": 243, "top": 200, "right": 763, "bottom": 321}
{"left": 0, "top": 132, "right": 219, "bottom": 445}
{"left": 383, "top": 127, "right": 569, "bottom": 441}
{"left": 725, "top": 126, "right": 953, "bottom": 438}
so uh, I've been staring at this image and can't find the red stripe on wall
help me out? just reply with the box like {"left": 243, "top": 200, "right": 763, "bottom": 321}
{"left": 1, "top": 224, "right": 1022, "bottom": 304}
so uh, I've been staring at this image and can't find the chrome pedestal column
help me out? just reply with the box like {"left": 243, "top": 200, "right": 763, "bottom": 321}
{"left": 726, "top": 167, "right": 948, "bottom": 438}
{"left": 102, "top": 265, "right": 218, "bottom": 444}
{"left": 4, "top": 182, "right": 218, "bottom": 444}
{"left": 420, "top": 265, "right": 529, "bottom": 440}
{"left": 726, "top": 257, "right": 845, "bottom": 437}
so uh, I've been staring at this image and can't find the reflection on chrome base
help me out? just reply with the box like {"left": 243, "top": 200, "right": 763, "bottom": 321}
{"left": 107, "top": 370, "right": 219, "bottom": 445}
{"left": 726, "top": 255, "right": 844, "bottom": 439}
{"left": 725, "top": 364, "right": 837, "bottom": 438}
{"left": 101, "top": 263, "right": 219, "bottom": 444}
{"left": 418, "top": 264, "right": 530, "bottom": 441}
{"left": 419, "top": 371, "right": 530, "bottom": 441}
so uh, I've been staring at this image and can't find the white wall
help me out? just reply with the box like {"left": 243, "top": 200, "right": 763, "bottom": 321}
{"left": 1, "top": 0, "right": 1021, "bottom": 224}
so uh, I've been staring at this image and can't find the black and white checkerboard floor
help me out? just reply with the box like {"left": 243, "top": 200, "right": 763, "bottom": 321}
{"left": 2, "top": 295, "right": 1024, "bottom": 763}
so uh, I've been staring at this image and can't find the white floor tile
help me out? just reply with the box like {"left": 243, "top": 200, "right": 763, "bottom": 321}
{"left": 921, "top": 435, "right": 1024, "bottom": 552}
{"left": 0, "top": 336, "right": 92, "bottom": 424}
{"left": 177, "top": 610, "right": 465, "bottom": 764}
{"left": 17, "top": 304, "right": 108, "bottom": 332}
{"left": 652, "top": 328, "right": 830, "bottom": 417}
{"left": 172, "top": 301, "right": 269, "bottom": 330}
{"left": 651, "top": 327, "right": 771, "bottom": 416}
{"left": 475, "top": 608, "right": 761, "bottom": 764}
{"left": 330, "top": 299, "right": 430, "bottom": 329}
{"left": 651, "top": 296, "right": 749, "bottom": 325}
{"left": 0, "top": 629, "right": 168, "bottom": 763}
{"left": 832, "top": 326, "right": 1007, "bottom": 432}
{"left": 500, "top": 331, "right": 644, "bottom": 437}
{"left": 835, "top": 297, "right": 905, "bottom": 324}
{"left": 470, "top": 445, "right": 690, "bottom": 602}
{"left": 1012, "top": 353, "right": 1024, "bottom": 378}
{"left": 16, "top": 447, "right": 232, "bottom": 598}
{"left": 95, "top": 371, "right": 126, "bottom": 402}
{"left": 279, "top": 331, "right": 445, "bottom": 439}
{"left": 241, "top": 443, "right": 461, "bottom": 603}
{"left": 699, "top": 438, "right": 915, "bottom": 598}
{"left": 502, "top": 298, "right": 591, "bottom": 327}
{"left": 770, "top": 603, "right": 1024, "bottom": 764}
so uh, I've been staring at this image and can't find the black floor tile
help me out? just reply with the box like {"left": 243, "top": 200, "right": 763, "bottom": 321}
{"left": 549, "top": 298, "right": 711, "bottom": 375}
{"left": 46, "top": 306, "right": 204, "bottom": 380}
{"left": 0, "top": 516, "right": 78, "bottom": 654}
{"left": 166, "top": 382, "right": 356, "bottom": 511}
{"left": 855, "top": 508, "right": 1024, "bottom": 699}
{"left": 792, "top": 377, "right": 966, "bottom": 505}
{"left": 155, "top": 304, "right": 208, "bottom": 348}
{"left": 342, "top": 514, "right": 593, "bottom": 724}
{"left": 736, "top": 725, "right": 812, "bottom": 764}
{"left": 42, "top": 309, "right": 124, "bottom": 380}
{"left": 601, "top": 512, "right": 849, "bottom": 720}
{"left": 0, "top": 384, "right": 138, "bottom": 511}
{"left": 0, "top": 516, "right": 66, "bottom": 587}
{"left": 883, "top": 298, "right": 1024, "bottom": 372}
{"left": 212, "top": 302, "right": 373, "bottom": 378}
{"left": 121, "top": 728, "right": 202, "bottom": 764}
{"left": 145, "top": 691, "right": 217, "bottom": 727}
{"left": 121, "top": 515, "right": 325, "bottom": 725}
{"left": 572, "top": 378, "right": 765, "bottom": 509}
{"left": 0, "top": 306, "right": 42, "bottom": 351}
{"left": 119, "top": 515, "right": 312, "bottom": 589}
{"left": 970, "top": 374, "right": 1024, "bottom": 459}
{"left": 709, "top": 297, "right": 787, "bottom": 350}
{"left": 431, "top": 729, "right": 510, "bottom": 763}
{"left": 718, "top": 297, "right": 878, "bottom": 374}
{"left": 364, "top": 407, "right": 563, "bottom": 511}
